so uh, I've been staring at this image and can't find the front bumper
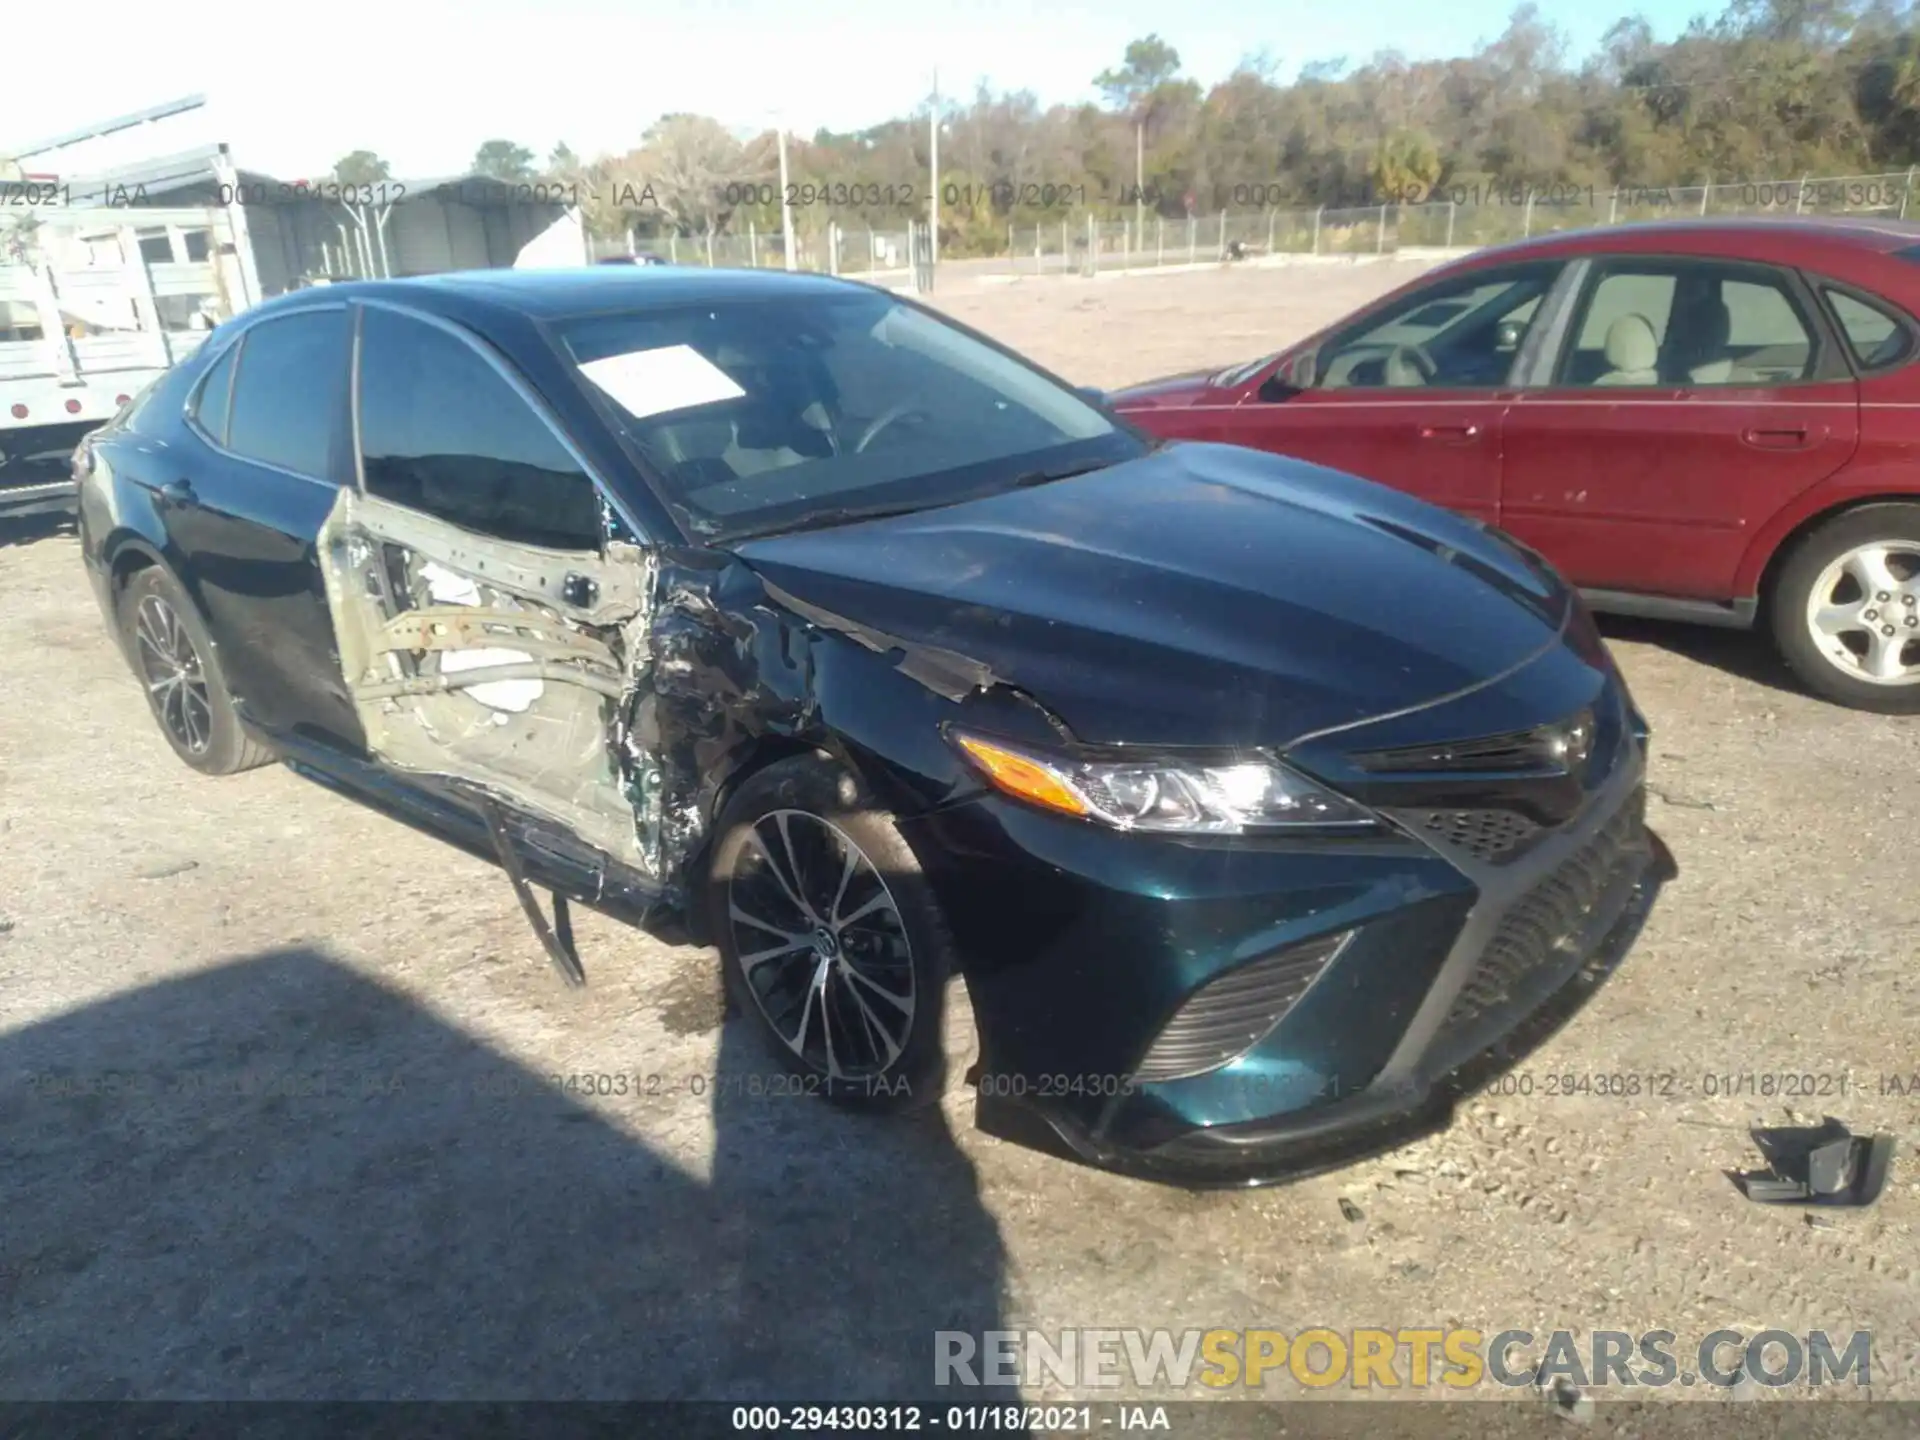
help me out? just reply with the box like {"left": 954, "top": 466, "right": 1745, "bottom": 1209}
{"left": 914, "top": 679, "right": 1668, "bottom": 1188}
{"left": 981, "top": 820, "right": 1671, "bottom": 1188}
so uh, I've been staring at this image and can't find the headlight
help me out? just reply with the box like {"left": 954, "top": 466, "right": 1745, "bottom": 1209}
{"left": 951, "top": 731, "right": 1377, "bottom": 834}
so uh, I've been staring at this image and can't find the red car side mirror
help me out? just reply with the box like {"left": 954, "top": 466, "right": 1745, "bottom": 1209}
{"left": 1259, "top": 349, "right": 1316, "bottom": 401}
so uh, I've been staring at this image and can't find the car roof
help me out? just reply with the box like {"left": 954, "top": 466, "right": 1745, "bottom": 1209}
{"left": 1460, "top": 215, "right": 1920, "bottom": 266}
{"left": 252, "top": 265, "right": 873, "bottom": 325}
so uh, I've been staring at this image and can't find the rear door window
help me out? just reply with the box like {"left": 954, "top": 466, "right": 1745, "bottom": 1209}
{"left": 1557, "top": 260, "right": 1816, "bottom": 387}
{"left": 224, "top": 310, "right": 352, "bottom": 479}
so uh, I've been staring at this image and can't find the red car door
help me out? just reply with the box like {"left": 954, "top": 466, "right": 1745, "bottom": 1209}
{"left": 1501, "top": 256, "right": 1860, "bottom": 599}
{"left": 1174, "top": 261, "right": 1566, "bottom": 526}
{"left": 1226, "top": 389, "right": 1510, "bottom": 525}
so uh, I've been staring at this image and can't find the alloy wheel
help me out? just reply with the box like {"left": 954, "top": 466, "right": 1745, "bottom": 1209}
{"left": 1803, "top": 540, "right": 1920, "bottom": 687}
{"left": 726, "top": 809, "right": 916, "bottom": 1080}
{"left": 134, "top": 594, "right": 215, "bottom": 754}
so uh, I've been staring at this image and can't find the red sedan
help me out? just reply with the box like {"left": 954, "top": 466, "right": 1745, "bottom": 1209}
{"left": 1109, "top": 218, "right": 1920, "bottom": 712}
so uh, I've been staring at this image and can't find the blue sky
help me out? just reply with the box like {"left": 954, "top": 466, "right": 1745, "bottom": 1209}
{"left": 10, "top": 0, "right": 1711, "bottom": 180}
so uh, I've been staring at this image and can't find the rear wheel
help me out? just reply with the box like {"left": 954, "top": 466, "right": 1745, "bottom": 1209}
{"left": 706, "top": 756, "right": 954, "bottom": 1112}
{"left": 1770, "top": 505, "right": 1920, "bottom": 713}
{"left": 117, "top": 567, "right": 276, "bottom": 775}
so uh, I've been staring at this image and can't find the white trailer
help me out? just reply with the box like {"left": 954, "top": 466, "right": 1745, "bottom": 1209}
{"left": 0, "top": 205, "right": 238, "bottom": 513}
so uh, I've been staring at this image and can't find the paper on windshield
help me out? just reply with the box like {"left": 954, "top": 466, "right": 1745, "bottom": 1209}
{"left": 578, "top": 344, "right": 746, "bottom": 420}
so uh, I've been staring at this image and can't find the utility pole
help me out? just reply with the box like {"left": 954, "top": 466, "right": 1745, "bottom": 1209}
{"left": 928, "top": 69, "right": 940, "bottom": 275}
{"left": 777, "top": 124, "right": 796, "bottom": 270}
{"left": 1135, "top": 118, "right": 1145, "bottom": 239}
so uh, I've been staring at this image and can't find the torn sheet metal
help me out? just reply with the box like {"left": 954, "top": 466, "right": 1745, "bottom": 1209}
{"left": 756, "top": 576, "right": 996, "bottom": 702}
{"left": 316, "top": 486, "right": 657, "bottom": 876}
{"left": 317, "top": 478, "right": 1018, "bottom": 923}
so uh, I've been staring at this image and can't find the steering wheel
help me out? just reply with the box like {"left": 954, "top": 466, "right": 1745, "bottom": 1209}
{"left": 1384, "top": 343, "right": 1439, "bottom": 387}
{"left": 853, "top": 401, "right": 933, "bottom": 454}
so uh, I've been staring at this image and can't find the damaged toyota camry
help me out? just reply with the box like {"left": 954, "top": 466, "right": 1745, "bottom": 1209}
{"left": 75, "top": 267, "right": 1671, "bottom": 1186}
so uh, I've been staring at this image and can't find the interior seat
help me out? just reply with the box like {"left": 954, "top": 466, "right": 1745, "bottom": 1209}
{"left": 1592, "top": 315, "right": 1661, "bottom": 386}
{"left": 1680, "top": 297, "right": 1736, "bottom": 384}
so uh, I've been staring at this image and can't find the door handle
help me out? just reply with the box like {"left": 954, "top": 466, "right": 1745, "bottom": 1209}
{"left": 1741, "top": 426, "right": 1813, "bottom": 450}
{"left": 1417, "top": 423, "right": 1481, "bottom": 442}
{"left": 159, "top": 478, "right": 198, "bottom": 506}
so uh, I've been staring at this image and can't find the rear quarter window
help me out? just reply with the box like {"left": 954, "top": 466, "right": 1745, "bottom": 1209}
{"left": 1822, "top": 287, "right": 1916, "bottom": 371}
{"left": 185, "top": 344, "right": 238, "bottom": 444}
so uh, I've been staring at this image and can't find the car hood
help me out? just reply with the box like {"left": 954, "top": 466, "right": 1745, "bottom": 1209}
{"left": 732, "top": 442, "right": 1572, "bottom": 749}
{"left": 1104, "top": 369, "right": 1221, "bottom": 410}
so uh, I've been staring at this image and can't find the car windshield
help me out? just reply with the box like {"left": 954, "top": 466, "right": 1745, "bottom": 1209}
{"left": 556, "top": 290, "right": 1143, "bottom": 542}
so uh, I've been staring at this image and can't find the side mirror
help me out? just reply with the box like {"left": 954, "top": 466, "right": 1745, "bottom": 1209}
{"left": 1258, "top": 351, "right": 1313, "bottom": 402}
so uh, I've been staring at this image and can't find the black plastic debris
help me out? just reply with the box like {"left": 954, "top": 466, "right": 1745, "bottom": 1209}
{"left": 1732, "top": 1118, "right": 1895, "bottom": 1208}
{"left": 1542, "top": 1375, "right": 1594, "bottom": 1424}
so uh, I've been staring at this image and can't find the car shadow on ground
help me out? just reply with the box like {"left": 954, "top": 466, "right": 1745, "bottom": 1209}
{"left": 0, "top": 946, "right": 1012, "bottom": 1401}
{"left": 1595, "top": 613, "right": 1806, "bottom": 701}
{"left": 0, "top": 510, "right": 76, "bottom": 552}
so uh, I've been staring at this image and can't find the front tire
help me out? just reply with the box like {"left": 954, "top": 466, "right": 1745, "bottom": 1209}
{"left": 117, "top": 567, "right": 276, "bottom": 775}
{"left": 706, "top": 755, "right": 954, "bottom": 1112}
{"left": 1770, "top": 504, "right": 1920, "bottom": 713}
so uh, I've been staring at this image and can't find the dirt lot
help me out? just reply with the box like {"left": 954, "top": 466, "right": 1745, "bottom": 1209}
{"left": 2, "top": 259, "right": 1917, "bottom": 1419}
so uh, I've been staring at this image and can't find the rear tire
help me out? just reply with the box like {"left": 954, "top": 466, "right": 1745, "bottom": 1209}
{"left": 1769, "top": 504, "right": 1920, "bottom": 714}
{"left": 117, "top": 567, "right": 276, "bottom": 775}
{"left": 706, "top": 755, "right": 954, "bottom": 1113}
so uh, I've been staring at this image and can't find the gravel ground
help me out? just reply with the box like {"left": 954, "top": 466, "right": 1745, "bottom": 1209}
{"left": 1, "top": 259, "right": 1916, "bottom": 1422}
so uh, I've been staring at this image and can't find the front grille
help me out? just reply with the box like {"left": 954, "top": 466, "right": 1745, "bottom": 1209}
{"left": 1409, "top": 808, "right": 1545, "bottom": 864}
{"left": 1133, "top": 932, "right": 1350, "bottom": 1083}
{"left": 1356, "top": 728, "right": 1553, "bottom": 774}
{"left": 1444, "top": 786, "right": 1647, "bottom": 1031}
{"left": 1355, "top": 707, "right": 1596, "bottom": 777}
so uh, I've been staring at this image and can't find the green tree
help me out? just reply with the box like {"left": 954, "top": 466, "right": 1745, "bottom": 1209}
{"left": 1368, "top": 131, "right": 1445, "bottom": 202}
{"left": 331, "top": 150, "right": 392, "bottom": 184}
{"left": 1097, "top": 35, "right": 1188, "bottom": 214}
{"left": 1095, "top": 34, "right": 1184, "bottom": 110}
{"left": 471, "top": 140, "right": 537, "bottom": 181}
{"left": 356, "top": 0, "right": 1920, "bottom": 250}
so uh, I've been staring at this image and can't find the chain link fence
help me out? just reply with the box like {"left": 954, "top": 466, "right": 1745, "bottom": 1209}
{"left": 578, "top": 169, "right": 1920, "bottom": 285}
{"left": 998, "top": 169, "right": 1920, "bottom": 276}
{"left": 585, "top": 223, "right": 914, "bottom": 278}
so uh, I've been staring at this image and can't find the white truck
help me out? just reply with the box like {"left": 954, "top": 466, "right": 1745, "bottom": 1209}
{"left": 1, "top": 204, "right": 237, "bottom": 515}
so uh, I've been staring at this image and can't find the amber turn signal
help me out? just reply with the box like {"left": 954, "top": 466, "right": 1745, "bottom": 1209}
{"left": 953, "top": 734, "right": 1089, "bottom": 818}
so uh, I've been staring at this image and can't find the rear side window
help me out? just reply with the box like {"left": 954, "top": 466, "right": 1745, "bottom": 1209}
{"left": 1822, "top": 288, "right": 1915, "bottom": 370}
{"left": 190, "top": 345, "right": 238, "bottom": 445}
{"left": 1559, "top": 259, "right": 1816, "bottom": 387}
{"left": 356, "top": 307, "right": 602, "bottom": 551}
{"left": 225, "top": 309, "right": 351, "bottom": 479}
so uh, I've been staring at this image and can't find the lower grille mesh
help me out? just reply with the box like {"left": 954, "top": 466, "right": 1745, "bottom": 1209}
{"left": 1445, "top": 786, "right": 1647, "bottom": 1031}
{"left": 1411, "top": 808, "right": 1544, "bottom": 864}
{"left": 1133, "top": 932, "right": 1349, "bottom": 1083}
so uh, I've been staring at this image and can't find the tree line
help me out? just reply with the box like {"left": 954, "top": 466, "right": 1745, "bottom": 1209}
{"left": 324, "top": 0, "right": 1920, "bottom": 256}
